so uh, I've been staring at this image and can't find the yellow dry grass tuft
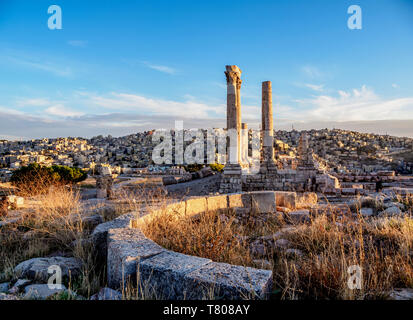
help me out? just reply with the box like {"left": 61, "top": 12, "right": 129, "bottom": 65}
{"left": 138, "top": 196, "right": 413, "bottom": 300}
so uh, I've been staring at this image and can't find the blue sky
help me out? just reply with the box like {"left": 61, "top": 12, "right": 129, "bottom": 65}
{"left": 1, "top": 0, "right": 413, "bottom": 139}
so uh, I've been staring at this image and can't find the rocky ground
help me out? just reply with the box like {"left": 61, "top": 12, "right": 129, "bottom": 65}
{"left": 1, "top": 176, "right": 412, "bottom": 300}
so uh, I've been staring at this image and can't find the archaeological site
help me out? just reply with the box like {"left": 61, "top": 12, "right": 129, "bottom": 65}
{"left": 1, "top": 65, "right": 413, "bottom": 303}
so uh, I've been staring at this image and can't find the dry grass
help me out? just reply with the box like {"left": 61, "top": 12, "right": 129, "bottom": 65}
{"left": 0, "top": 181, "right": 169, "bottom": 299}
{"left": 278, "top": 213, "right": 412, "bottom": 300}
{"left": 2, "top": 179, "right": 412, "bottom": 300}
{"left": 139, "top": 207, "right": 255, "bottom": 267}
{"left": 138, "top": 197, "right": 413, "bottom": 300}
{"left": 0, "top": 186, "right": 103, "bottom": 297}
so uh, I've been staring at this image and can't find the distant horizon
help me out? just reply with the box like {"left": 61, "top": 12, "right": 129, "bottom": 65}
{"left": 1, "top": 119, "right": 413, "bottom": 141}
{"left": 1, "top": 0, "right": 413, "bottom": 139}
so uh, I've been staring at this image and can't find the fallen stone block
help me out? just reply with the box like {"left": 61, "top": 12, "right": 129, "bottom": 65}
{"left": 184, "top": 262, "right": 272, "bottom": 300}
{"left": 137, "top": 251, "right": 212, "bottom": 300}
{"left": 107, "top": 228, "right": 165, "bottom": 289}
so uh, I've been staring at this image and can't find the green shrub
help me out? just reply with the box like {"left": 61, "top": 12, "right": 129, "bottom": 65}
{"left": 10, "top": 163, "right": 87, "bottom": 196}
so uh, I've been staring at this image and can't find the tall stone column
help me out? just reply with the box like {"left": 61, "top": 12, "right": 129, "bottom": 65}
{"left": 225, "top": 65, "right": 242, "bottom": 166}
{"left": 261, "top": 81, "right": 277, "bottom": 172}
{"left": 220, "top": 65, "right": 243, "bottom": 194}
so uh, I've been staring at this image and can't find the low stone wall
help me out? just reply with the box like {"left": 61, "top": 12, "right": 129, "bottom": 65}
{"left": 130, "top": 191, "right": 298, "bottom": 227}
{"left": 103, "top": 191, "right": 302, "bottom": 300}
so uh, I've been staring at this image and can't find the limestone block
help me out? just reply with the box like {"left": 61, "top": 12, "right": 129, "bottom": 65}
{"left": 249, "top": 191, "right": 277, "bottom": 213}
{"left": 137, "top": 251, "right": 212, "bottom": 300}
{"left": 206, "top": 195, "right": 228, "bottom": 212}
{"left": 184, "top": 262, "right": 272, "bottom": 300}
{"left": 165, "top": 201, "right": 186, "bottom": 216}
{"left": 227, "top": 193, "right": 251, "bottom": 209}
{"left": 107, "top": 228, "right": 165, "bottom": 289}
{"left": 185, "top": 197, "right": 207, "bottom": 217}
{"left": 91, "top": 212, "right": 136, "bottom": 262}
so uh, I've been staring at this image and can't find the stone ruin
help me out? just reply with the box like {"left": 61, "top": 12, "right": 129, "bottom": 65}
{"left": 95, "top": 164, "right": 114, "bottom": 199}
{"left": 219, "top": 65, "right": 329, "bottom": 194}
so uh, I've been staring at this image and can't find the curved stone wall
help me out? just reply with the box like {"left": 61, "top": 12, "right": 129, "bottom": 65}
{"left": 103, "top": 191, "right": 300, "bottom": 300}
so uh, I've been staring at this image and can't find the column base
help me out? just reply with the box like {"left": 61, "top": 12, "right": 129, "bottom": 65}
{"left": 219, "top": 163, "right": 243, "bottom": 194}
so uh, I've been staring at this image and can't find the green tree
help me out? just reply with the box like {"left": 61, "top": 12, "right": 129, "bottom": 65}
{"left": 11, "top": 163, "right": 87, "bottom": 196}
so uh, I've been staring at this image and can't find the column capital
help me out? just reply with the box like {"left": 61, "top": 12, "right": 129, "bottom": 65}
{"left": 225, "top": 65, "right": 242, "bottom": 85}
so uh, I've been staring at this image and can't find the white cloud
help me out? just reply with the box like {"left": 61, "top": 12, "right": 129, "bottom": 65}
{"left": 304, "top": 83, "right": 324, "bottom": 92}
{"left": 2, "top": 85, "right": 413, "bottom": 138}
{"left": 294, "top": 85, "right": 413, "bottom": 121}
{"left": 87, "top": 92, "right": 224, "bottom": 118}
{"left": 16, "top": 98, "right": 52, "bottom": 107}
{"left": 392, "top": 83, "right": 399, "bottom": 89}
{"left": 45, "top": 105, "right": 85, "bottom": 117}
{"left": 142, "top": 61, "right": 177, "bottom": 74}
{"left": 0, "top": 105, "right": 26, "bottom": 116}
